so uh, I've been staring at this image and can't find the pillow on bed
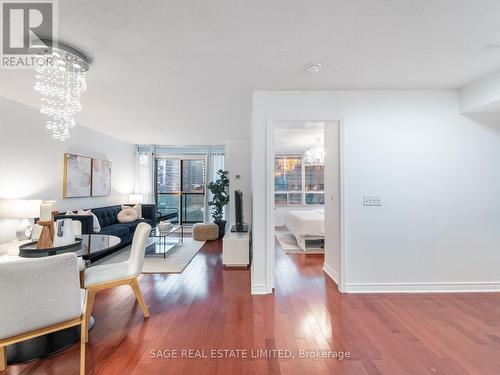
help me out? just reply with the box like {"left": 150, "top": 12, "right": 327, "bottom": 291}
{"left": 117, "top": 208, "right": 139, "bottom": 223}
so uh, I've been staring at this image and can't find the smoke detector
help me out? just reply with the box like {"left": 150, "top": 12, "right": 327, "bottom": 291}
{"left": 304, "top": 62, "right": 321, "bottom": 75}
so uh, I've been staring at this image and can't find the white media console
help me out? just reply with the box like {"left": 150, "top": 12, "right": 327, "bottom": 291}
{"left": 222, "top": 226, "right": 250, "bottom": 267}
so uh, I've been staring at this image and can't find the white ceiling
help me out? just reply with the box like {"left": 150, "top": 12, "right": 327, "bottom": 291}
{"left": 275, "top": 128, "right": 324, "bottom": 154}
{"left": 2, "top": 0, "right": 500, "bottom": 144}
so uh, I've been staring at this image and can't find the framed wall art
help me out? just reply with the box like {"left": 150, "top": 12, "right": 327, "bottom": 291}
{"left": 63, "top": 153, "right": 92, "bottom": 198}
{"left": 91, "top": 158, "right": 112, "bottom": 196}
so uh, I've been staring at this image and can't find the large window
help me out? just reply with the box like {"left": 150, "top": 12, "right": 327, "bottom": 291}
{"left": 156, "top": 158, "right": 206, "bottom": 224}
{"left": 274, "top": 155, "right": 324, "bottom": 206}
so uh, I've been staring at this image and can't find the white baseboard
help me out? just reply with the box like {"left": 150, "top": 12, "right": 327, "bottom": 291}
{"left": 345, "top": 281, "right": 500, "bottom": 293}
{"left": 323, "top": 263, "right": 339, "bottom": 286}
{"left": 251, "top": 283, "right": 270, "bottom": 295}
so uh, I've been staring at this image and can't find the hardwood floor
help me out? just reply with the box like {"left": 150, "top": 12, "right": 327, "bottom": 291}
{"left": 5, "top": 239, "right": 500, "bottom": 375}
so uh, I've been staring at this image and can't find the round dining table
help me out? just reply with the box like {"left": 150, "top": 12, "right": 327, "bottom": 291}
{"left": 7, "top": 234, "right": 121, "bottom": 365}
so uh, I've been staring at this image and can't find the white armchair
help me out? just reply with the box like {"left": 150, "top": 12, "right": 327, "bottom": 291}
{"left": 84, "top": 222, "right": 152, "bottom": 327}
{"left": 0, "top": 253, "right": 88, "bottom": 374}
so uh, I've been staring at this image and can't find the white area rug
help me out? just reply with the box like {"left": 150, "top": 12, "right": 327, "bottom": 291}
{"left": 275, "top": 230, "right": 324, "bottom": 254}
{"left": 91, "top": 238, "right": 206, "bottom": 274}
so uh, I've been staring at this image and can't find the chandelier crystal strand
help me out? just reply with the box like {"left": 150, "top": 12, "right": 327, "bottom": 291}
{"left": 34, "top": 48, "right": 87, "bottom": 141}
{"left": 304, "top": 138, "right": 325, "bottom": 164}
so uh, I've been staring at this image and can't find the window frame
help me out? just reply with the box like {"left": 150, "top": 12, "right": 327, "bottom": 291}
{"left": 274, "top": 153, "right": 325, "bottom": 207}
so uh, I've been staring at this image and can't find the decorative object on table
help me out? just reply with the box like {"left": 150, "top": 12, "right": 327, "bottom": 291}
{"left": 158, "top": 220, "right": 172, "bottom": 235}
{"left": 117, "top": 208, "right": 139, "bottom": 223}
{"left": 32, "top": 220, "right": 82, "bottom": 241}
{"left": 207, "top": 169, "right": 230, "bottom": 238}
{"left": 36, "top": 221, "right": 54, "bottom": 249}
{"left": 33, "top": 39, "right": 89, "bottom": 142}
{"left": 53, "top": 219, "right": 76, "bottom": 247}
{"left": 0, "top": 199, "right": 42, "bottom": 240}
{"left": 91, "top": 159, "right": 112, "bottom": 196}
{"left": 43, "top": 200, "right": 57, "bottom": 220}
{"left": 128, "top": 194, "right": 144, "bottom": 204}
{"left": 64, "top": 154, "right": 92, "bottom": 198}
{"left": 192, "top": 223, "right": 219, "bottom": 241}
{"left": 38, "top": 202, "right": 55, "bottom": 245}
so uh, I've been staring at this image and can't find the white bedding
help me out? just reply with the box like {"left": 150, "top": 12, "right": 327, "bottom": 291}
{"left": 284, "top": 209, "right": 324, "bottom": 250}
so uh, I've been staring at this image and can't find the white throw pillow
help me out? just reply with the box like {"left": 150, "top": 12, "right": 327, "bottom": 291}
{"left": 117, "top": 208, "right": 139, "bottom": 223}
{"left": 122, "top": 203, "right": 142, "bottom": 219}
{"left": 65, "top": 210, "right": 75, "bottom": 215}
{"left": 76, "top": 209, "right": 101, "bottom": 233}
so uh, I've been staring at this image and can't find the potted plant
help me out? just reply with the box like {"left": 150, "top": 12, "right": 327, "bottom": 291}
{"left": 208, "top": 169, "right": 230, "bottom": 238}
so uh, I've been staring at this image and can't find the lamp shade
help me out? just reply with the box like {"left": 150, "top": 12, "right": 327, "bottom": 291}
{"left": 129, "top": 194, "right": 144, "bottom": 204}
{"left": 0, "top": 199, "right": 43, "bottom": 219}
{"left": 44, "top": 200, "right": 57, "bottom": 212}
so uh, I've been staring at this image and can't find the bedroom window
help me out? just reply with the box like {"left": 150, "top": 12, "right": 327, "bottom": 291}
{"left": 274, "top": 155, "right": 324, "bottom": 206}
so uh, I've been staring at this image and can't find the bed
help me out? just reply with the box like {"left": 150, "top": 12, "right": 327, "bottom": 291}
{"left": 284, "top": 209, "right": 324, "bottom": 250}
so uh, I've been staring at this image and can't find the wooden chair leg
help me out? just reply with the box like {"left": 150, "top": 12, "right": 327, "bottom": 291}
{"left": 80, "top": 318, "right": 86, "bottom": 375}
{"left": 85, "top": 289, "right": 96, "bottom": 342}
{"left": 0, "top": 345, "right": 6, "bottom": 371}
{"left": 130, "top": 278, "right": 150, "bottom": 318}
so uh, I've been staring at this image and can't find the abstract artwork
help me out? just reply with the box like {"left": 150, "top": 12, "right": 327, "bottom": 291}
{"left": 91, "top": 159, "right": 112, "bottom": 196}
{"left": 64, "top": 154, "right": 92, "bottom": 198}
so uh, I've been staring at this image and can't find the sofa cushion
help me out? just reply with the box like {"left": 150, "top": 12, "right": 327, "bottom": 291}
{"left": 92, "top": 206, "right": 121, "bottom": 228}
{"left": 98, "top": 225, "right": 130, "bottom": 239}
{"left": 111, "top": 219, "right": 152, "bottom": 233}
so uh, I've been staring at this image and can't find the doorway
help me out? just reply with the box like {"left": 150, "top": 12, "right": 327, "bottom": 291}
{"left": 268, "top": 120, "right": 342, "bottom": 290}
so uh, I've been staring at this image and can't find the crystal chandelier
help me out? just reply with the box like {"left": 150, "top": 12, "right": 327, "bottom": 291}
{"left": 33, "top": 40, "right": 89, "bottom": 141}
{"left": 304, "top": 138, "right": 324, "bottom": 164}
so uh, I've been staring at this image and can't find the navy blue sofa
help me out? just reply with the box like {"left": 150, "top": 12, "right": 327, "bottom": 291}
{"left": 55, "top": 204, "right": 156, "bottom": 250}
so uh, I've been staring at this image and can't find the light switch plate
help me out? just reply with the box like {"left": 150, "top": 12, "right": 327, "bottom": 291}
{"left": 363, "top": 196, "right": 382, "bottom": 206}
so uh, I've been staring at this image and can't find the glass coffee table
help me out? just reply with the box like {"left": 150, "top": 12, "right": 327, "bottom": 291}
{"left": 148, "top": 224, "right": 184, "bottom": 258}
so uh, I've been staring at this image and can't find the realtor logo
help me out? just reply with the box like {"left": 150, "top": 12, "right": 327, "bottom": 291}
{"left": 0, "top": 0, "right": 57, "bottom": 68}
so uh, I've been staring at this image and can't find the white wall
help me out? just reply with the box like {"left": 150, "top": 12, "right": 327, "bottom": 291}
{"left": 225, "top": 139, "right": 252, "bottom": 226}
{"left": 459, "top": 69, "right": 500, "bottom": 113}
{"left": 0, "top": 96, "right": 135, "bottom": 243}
{"left": 252, "top": 90, "right": 500, "bottom": 293}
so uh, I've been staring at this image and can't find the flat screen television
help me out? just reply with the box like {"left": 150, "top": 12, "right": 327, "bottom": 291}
{"left": 231, "top": 190, "right": 248, "bottom": 232}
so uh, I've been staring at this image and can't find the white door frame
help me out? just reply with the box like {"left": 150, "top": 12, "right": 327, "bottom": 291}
{"left": 265, "top": 116, "right": 347, "bottom": 292}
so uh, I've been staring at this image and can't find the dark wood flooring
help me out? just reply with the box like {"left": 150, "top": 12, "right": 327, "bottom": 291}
{"left": 5, "top": 239, "right": 500, "bottom": 374}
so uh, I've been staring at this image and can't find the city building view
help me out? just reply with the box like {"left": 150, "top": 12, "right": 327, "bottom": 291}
{"left": 156, "top": 158, "right": 206, "bottom": 223}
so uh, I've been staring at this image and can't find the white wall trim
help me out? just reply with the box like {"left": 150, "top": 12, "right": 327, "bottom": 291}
{"left": 345, "top": 281, "right": 500, "bottom": 293}
{"left": 323, "top": 263, "right": 339, "bottom": 286}
{"left": 251, "top": 283, "right": 270, "bottom": 295}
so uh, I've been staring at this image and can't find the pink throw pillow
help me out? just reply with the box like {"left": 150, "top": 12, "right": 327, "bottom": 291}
{"left": 117, "top": 208, "right": 139, "bottom": 223}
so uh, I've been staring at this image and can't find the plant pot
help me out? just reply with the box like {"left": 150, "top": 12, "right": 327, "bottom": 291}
{"left": 216, "top": 220, "right": 227, "bottom": 239}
